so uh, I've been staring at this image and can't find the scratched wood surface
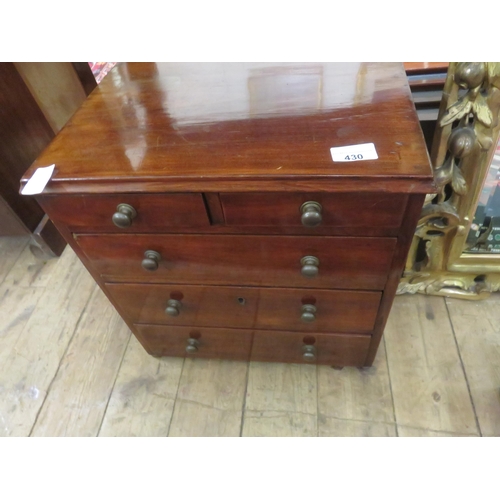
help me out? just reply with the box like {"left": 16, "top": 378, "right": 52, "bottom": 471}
{"left": 31, "top": 286, "right": 130, "bottom": 437}
{"left": 243, "top": 362, "right": 317, "bottom": 437}
{"left": 0, "top": 236, "right": 498, "bottom": 436}
{"left": 99, "top": 336, "right": 184, "bottom": 437}
{"left": 445, "top": 295, "right": 500, "bottom": 437}
{"left": 384, "top": 295, "right": 478, "bottom": 435}
{"left": 0, "top": 241, "right": 96, "bottom": 436}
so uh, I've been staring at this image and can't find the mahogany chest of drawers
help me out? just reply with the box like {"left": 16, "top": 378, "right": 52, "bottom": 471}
{"left": 22, "top": 62, "right": 434, "bottom": 367}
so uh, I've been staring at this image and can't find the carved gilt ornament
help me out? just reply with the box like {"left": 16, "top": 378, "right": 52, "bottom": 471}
{"left": 398, "top": 62, "right": 500, "bottom": 300}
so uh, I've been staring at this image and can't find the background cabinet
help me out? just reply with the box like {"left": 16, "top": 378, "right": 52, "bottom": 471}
{"left": 0, "top": 62, "right": 96, "bottom": 256}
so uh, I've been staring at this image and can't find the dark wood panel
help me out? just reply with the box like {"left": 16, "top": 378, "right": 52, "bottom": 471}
{"left": 134, "top": 324, "right": 253, "bottom": 360}
{"left": 71, "top": 63, "right": 97, "bottom": 96}
{"left": 40, "top": 193, "right": 210, "bottom": 231}
{"left": 0, "top": 196, "right": 29, "bottom": 236}
{"left": 220, "top": 192, "right": 408, "bottom": 229}
{"left": 251, "top": 330, "right": 370, "bottom": 366}
{"left": 105, "top": 283, "right": 381, "bottom": 333}
{"left": 77, "top": 234, "right": 396, "bottom": 290}
{"left": 0, "top": 63, "right": 54, "bottom": 231}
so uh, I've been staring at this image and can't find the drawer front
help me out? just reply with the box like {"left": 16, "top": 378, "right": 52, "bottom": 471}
{"left": 78, "top": 234, "right": 396, "bottom": 290}
{"left": 220, "top": 192, "right": 407, "bottom": 229}
{"left": 251, "top": 331, "right": 370, "bottom": 366}
{"left": 106, "top": 283, "right": 381, "bottom": 333}
{"left": 135, "top": 324, "right": 253, "bottom": 360}
{"left": 40, "top": 193, "right": 210, "bottom": 231}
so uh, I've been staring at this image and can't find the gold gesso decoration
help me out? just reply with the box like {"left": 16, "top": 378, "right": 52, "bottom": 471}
{"left": 398, "top": 62, "right": 500, "bottom": 299}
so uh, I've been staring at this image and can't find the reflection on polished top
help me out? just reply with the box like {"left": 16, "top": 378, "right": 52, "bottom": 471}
{"left": 24, "top": 62, "right": 434, "bottom": 194}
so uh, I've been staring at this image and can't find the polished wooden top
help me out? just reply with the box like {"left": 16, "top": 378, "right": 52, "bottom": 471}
{"left": 23, "top": 62, "right": 434, "bottom": 194}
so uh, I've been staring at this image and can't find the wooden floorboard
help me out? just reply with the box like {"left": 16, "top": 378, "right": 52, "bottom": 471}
{"left": 3, "top": 242, "right": 60, "bottom": 289}
{"left": 317, "top": 339, "right": 394, "bottom": 425}
{"left": 0, "top": 246, "right": 96, "bottom": 437}
{"left": 168, "top": 358, "right": 248, "bottom": 437}
{"left": 1, "top": 235, "right": 498, "bottom": 437}
{"left": 397, "top": 425, "right": 479, "bottom": 437}
{"left": 243, "top": 362, "right": 317, "bottom": 436}
{"left": 446, "top": 295, "right": 500, "bottom": 437}
{"left": 385, "top": 295, "right": 478, "bottom": 435}
{"left": 99, "top": 336, "right": 184, "bottom": 437}
{"left": 318, "top": 417, "right": 397, "bottom": 437}
{"left": 31, "top": 286, "right": 131, "bottom": 437}
{"left": 243, "top": 410, "right": 317, "bottom": 437}
{"left": 0, "top": 236, "right": 29, "bottom": 285}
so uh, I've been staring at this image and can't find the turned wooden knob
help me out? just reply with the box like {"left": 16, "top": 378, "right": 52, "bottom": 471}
{"left": 165, "top": 299, "right": 182, "bottom": 317}
{"left": 300, "top": 201, "right": 322, "bottom": 227}
{"left": 301, "top": 304, "right": 317, "bottom": 323}
{"left": 186, "top": 338, "right": 199, "bottom": 353}
{"left": 141, "top": 250, "right": 161, "bottom": 271}
{"left": 302, "top": 344, "right": 317, "bottom": 361}
{"left": 301, "top": 256, "right": 319, "bottom": 277}
{"left": 112, "top": 203, "right": 137, "bottom": 228}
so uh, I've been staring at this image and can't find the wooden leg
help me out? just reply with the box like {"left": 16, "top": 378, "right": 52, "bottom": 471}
{"left": 29, "top": 215, "right": 66, "bottom": 259}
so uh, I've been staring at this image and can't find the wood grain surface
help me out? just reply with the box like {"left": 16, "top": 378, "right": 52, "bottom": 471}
{"left": 77, "top": 234, "right": 396, "bottom": 290}
{"left": 22, "top": 63, "right": 433, "bottom": 194}
{"left": 384, "top": 295, "right": 478, "bottom": 435}
{"left": 107, "top": 283, "right": 381, "bottom": 333}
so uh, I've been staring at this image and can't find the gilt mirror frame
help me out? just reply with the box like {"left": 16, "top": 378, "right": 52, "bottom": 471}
{"left": 398, "top": 62, "right": 500, "bottom": 300}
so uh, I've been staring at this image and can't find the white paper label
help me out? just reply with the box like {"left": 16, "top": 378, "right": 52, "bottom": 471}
{"left": 21, "top": 165, "right": 55, "bottom": 195}
{"left": 330, "top": 143, "right": 378, "bottom": 162}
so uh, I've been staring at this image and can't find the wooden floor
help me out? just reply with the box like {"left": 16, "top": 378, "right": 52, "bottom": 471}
{"left": 1, "top": 235, "right": 499, "bottom": 437}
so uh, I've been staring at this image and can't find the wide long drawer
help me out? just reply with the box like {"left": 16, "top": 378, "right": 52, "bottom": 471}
{"left": 78, "top": 234, "right": 396, "bottom": 290}
{"left": 135, "top": 324, "right": 370, "bottom": 366}
{"left": 40, "top": 193, "right": 210, "bottom": 232}
{"left": 107, "top": 283, "right": 381, "bottom": 333}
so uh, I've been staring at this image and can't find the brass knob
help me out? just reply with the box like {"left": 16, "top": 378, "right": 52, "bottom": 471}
{"left": 302, "top": 344, "right": 317, "bottom": 361}
{"left": 300, "top": 256, "right": 319, "bottom": 277}
{"left": 301, "top": 304, "right": 317, "bottom": 323}
{"left": 141, "top": 250, "right": 161, "bottom": 271}
{"left": 186, "top": 338, "right": 199, "bottom": 353}
{"left": 165, "top": 299, "right": 182, "bottom": 317}
{"left": 112, "top": 203, "right": 137, "bottom": 228}
{"left": 300, "top": 201, "right": 322, "bottom": 227}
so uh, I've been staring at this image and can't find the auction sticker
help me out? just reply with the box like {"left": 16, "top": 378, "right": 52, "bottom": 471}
{"left": 330, "top": 143, "right": 378, "bottom": 162}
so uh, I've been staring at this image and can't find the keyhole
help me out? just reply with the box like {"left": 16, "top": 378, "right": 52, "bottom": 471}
{"left": 237, "top": 297, "right": 246, "bottom": 305}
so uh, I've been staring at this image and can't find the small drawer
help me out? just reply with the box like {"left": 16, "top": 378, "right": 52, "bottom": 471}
{"left": 220, "top": 192, "right": 408, "bottom": 231}
{"left": 135, "top": 324, "right": 253, "bottom": 361}
{"left": 106, "top": 283, "right": 381, "bottom": 333}
{"left": 39, "top": 193, "right": 210, "bottom": 232}
{"left": 78, "top": 234, "right": 396, "bottom": 290}
{"left": 251, "top": 331, "right": 371, "bottom": 366}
